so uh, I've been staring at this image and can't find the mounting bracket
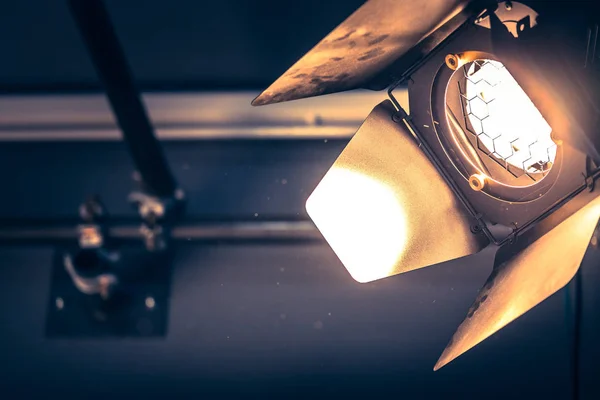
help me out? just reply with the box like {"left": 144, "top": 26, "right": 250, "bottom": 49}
{"left": 46, "top": 0, "right": 184, "bottom": 337}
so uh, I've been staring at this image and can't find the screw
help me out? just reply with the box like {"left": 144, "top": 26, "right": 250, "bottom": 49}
{"left": 55, "top": 297, "right": 64, "bottom": 310}
{"left": 551, "top": 132, "right": 563, "bottom": 146}
{"left": 145, "top": 296, "right": 156, "bottom": 310}
{"left": 505, "top": 1, "right": 513, "bottom": 11}
{"left": 445, "top": 54, "right": 459, "bottom": 70}
{"left": 469, "top": 174, "right": 486, "bottom": 191}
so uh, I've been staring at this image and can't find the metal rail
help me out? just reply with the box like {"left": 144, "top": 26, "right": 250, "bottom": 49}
{"left": 0, "top": 92, "right": 390, "bottom": 141}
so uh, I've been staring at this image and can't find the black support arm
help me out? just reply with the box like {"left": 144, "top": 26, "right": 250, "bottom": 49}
{"left": 67, "top": 0, "right": 178, "bottom": 198}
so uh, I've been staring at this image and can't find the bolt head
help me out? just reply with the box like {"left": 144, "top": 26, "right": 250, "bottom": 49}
{"left": 145, "top": 296, "right": 156, "bottom": 310}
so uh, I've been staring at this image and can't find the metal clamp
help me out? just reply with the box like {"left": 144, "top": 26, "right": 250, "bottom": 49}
{"left": 63, "top": 252, "right": 118, "bottom": 300}
{"left": 583, "top": 172, "right": 596, "bottom": 192}
{"left": 77, "top": 196, "right": 107, "bottom": 249}
{"left": 128, "top": 189, "right": 184, "bottom": 252}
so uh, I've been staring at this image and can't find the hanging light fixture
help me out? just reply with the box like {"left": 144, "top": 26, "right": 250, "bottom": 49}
{"left": 253, "top": 0, "right": 600, "bottom": 369}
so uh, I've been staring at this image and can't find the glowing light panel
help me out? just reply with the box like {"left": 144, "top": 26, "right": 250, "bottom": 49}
{"left": 464, "top": 59, "right": 556, "bottom": 175}
{"left": 306, "top": 168, "right": 408, "bottom": 283}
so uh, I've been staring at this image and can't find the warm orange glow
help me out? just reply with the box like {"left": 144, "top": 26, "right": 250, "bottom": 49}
{"left": 434, "top": 195, "right": 600, "bottom": 371}
{"left": 306, "top": 167, "right": 408, "bottom": 283}
{"left": 465, "top": 60, "right": 555, "bottom": 174}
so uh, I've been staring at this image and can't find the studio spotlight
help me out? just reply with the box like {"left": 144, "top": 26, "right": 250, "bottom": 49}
{"left": 254, "top": 0, "right": 600, "bottom": 369}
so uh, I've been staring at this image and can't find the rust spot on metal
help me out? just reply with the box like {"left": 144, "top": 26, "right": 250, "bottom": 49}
{"left": 368, "top": 34, "right": 390, "bottom": 46}
{"left": 358, "top": 48, "right": 385, "bottom": 61}
{"left": 333, "top": 29, "right": 356, "bottom": 42}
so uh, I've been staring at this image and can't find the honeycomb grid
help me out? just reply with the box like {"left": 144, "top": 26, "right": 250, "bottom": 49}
{"left": 456, "top": 59, "right": 556, "bottom": 181}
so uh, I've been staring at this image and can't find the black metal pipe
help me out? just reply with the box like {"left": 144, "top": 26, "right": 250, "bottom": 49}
{"left": 0, "top": 221, "right": 320, "bottom": 244}
{"left": 67, "top": 0, "right": 178, "bottom": 197}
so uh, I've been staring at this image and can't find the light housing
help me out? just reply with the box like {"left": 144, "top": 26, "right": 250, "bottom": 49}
{"left": 254, "top": 0, "right": 600, "bottom": 369}
{"left": 305, "top": 101, "right": 488, "bottom": 283}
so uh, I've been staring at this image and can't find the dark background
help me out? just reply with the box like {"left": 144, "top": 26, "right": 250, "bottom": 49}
{"left": 0, "top": 0, "right": 599, "bottom": 398}
{"left": 2, "top": 0, "right": 597, "bottom": 93}
{"left": 0, "top": 0, "right": 366, "bottom": 92}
